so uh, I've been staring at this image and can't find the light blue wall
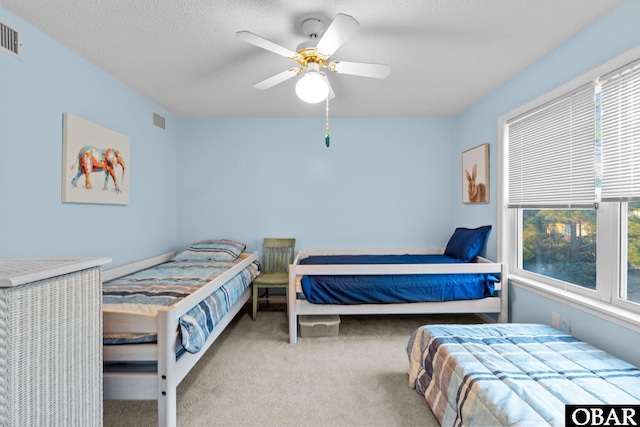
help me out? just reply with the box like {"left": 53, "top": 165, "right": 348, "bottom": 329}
{"left": 176, "top": 117, "right": 457, "bottom": 254}
{"left": 455, "top": 0, "right": 640, "bottom": 365}
{"left": 0, "top": 9, "right": 178, "bottom": 268}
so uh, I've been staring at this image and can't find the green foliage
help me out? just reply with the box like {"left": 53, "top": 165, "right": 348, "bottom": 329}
{"left": 522, "top": 209, "right": 597, "bottom": 288}
{"left": 522, "top": 205, "right": 640, "bottom": 295}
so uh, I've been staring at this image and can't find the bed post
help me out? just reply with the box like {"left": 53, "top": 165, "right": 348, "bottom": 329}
{"left": 157, "top": 308, "right": 178, "bottom": 427}
{"left": 499, "top": 262, "right": 508, "bottom": 323}
{"left": 288, "top": 265, "right": 297, "bottom": 344}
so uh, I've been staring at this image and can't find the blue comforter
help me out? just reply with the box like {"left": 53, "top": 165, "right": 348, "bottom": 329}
{"left": 299, "top": 254, "right": 498, "bottom": 304}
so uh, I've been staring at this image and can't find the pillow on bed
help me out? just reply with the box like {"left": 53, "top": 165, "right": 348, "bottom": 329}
{"left": 172, "top": 239, "right": 246, "bottom": 261}
{"left": 444, "top": 225, "right": 492, "bottom": 262}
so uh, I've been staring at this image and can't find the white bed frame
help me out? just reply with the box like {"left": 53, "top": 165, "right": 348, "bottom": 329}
{"left": 287, "top": 248, "right": 507, "bottom": 344}
{"left": 102, "top": 251, "right": 259, "bottom": 427}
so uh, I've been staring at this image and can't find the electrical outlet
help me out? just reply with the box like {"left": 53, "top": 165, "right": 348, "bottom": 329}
{"left": 552, "top": 312, "right": 561, "bottom": 329}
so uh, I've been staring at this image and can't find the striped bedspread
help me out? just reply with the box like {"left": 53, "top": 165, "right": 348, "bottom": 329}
{"left": 103, "top": 259, "right": 259, "bottom": 353}
{"left": 407, "top": 323, "right": 640, "bottom": 426}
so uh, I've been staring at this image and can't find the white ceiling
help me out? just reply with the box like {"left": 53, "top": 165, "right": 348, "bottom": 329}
{"left": 1, "top": 0, "right": 621, "bottom": 117}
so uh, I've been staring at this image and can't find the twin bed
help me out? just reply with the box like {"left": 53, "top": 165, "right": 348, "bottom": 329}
{"left": 288, "top": 226, "right": 507, "bottom": 344}
{"left": 407, "top": 323, "right": 640, "bottom": 426}
{"left": 101, "top": 240, "right": 259, "bottom": 427}
{"left": 287, "top": 247, "right": 507, "bottom": 343}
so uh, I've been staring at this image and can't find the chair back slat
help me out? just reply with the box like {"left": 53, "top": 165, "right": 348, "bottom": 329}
{"left": 262, "top": 238, "right": 295, "bottom": 274}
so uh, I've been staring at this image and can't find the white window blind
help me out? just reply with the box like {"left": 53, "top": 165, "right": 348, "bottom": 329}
{"left": 600, "top": 60, "right": 640, "bottom": 202}
{"left": 507, "top": 84, "right": 596, "bottom": 208}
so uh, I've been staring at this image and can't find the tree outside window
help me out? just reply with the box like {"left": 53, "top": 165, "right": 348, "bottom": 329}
{"left": 522, "top": 209, "right": 597, "bottom": 290}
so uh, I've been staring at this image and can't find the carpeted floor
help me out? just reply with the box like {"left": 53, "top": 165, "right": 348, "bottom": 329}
{"left": 104, "top": 306, "right": 484, "bottom": 427}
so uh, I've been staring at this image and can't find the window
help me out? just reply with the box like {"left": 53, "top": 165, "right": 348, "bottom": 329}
{"left": 502, "top": 52, "right": 640, "bottom": 325}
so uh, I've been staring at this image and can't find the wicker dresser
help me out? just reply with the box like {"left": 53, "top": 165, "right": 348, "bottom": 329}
{"left": 0, "top": 257, "right": 110, "bottom": 427}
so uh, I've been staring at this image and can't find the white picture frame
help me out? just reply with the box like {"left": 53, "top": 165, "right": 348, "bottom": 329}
{"left": 61, "top": 113, "right": 130, "bottom": 205}
{"left": 462, "top": 143, "right": 489, "bottom": 204}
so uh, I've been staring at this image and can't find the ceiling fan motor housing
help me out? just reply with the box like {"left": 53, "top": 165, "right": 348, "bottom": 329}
{"left": 301, "top": 18, "right": 324, "bottom": 39}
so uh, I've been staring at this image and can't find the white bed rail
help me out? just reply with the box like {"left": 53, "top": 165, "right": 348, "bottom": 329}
{"left": 287, "top": 248, "right": 507, "bottom": 344}
{"left": 103, "top": 252, "right": 177, "bottom": 282}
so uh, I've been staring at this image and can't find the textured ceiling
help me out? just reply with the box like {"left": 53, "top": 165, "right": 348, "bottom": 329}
{"left": 0, "top": 0, "right": 621, "bottom": 117}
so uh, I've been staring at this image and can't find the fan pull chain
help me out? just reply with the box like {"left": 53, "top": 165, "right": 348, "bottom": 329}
{"left": 325, "top": 97, "right": 330, "bottom": 147}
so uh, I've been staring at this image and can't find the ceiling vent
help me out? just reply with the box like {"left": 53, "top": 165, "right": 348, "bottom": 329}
{"left": 152, "top": 112, "right": 166, "bottom": 131}
{"left": 0, "top": 20, "right": 21, "bottom": 60}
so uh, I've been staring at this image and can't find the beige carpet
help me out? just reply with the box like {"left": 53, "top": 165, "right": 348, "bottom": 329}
{"left": 104, "top": 307, "right": 483, "bottom": 427}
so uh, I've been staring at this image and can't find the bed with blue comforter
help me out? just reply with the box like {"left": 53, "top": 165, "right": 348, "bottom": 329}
{"left": 287, "top": 246, "right": 506, "bottom": 344}
{"left": 299, "top": 254, "right": 498, "bottom": 304}
{"left": 407, "top": 323, "right": 640, "bottom": 426}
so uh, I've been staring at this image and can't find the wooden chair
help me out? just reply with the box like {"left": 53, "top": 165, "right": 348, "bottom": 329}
{"left": 252, "top": 238, "right": 295, "bottom": 320}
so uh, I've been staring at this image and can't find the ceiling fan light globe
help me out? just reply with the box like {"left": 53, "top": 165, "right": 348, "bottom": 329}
{"left": 295, "top": 72, "right": 329, "bottom": 104}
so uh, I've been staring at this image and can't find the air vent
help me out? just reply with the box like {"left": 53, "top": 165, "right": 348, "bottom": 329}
{"left": 0, "top": 20, "right": 21, "bottom": 59}
{"left": 152, "top": 112, "right": 166, "bottom": 131}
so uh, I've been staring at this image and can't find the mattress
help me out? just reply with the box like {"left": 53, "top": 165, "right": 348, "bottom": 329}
{"left": 407, "top": 323, "right": 640, "bottom": 426}
{"left": 103, "top": 258, "right": 259, "bottom": 353}
{"left": 299, "top": 254, "right": 498, "bottom": 304}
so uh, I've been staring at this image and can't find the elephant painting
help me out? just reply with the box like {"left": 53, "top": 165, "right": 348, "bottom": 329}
{"left": 70, "top": 146, "right": 126, "bottom": 192}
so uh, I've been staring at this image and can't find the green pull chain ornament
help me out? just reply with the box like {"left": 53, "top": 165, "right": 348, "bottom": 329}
{"left": 325, "top": 97, "right": 330, "bottom": 147}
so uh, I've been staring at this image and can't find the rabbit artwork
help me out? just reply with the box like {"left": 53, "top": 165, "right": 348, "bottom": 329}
{"left": 465, "top": 163, "right": 487, "bottom": 203}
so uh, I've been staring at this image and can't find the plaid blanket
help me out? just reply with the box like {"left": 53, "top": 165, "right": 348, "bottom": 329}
{"left": 407, "top": 324, "right": 640, "bottom": 426}
{"left": 103, "top": 259, "right": 259, "bottom": 353}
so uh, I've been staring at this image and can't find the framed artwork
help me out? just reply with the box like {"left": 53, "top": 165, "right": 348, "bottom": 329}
{"left": 61, "top": 113, "right": 130, "bottom": 205}
{"left": 462, "top": 143, "right": 489, "bottom": 204}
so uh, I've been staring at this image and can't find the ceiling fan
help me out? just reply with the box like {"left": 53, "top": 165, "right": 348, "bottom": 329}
{"left": 236, "top": 13, "right": 391, "bottom": 104}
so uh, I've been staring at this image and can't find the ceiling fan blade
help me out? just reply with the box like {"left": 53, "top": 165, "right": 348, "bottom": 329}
{"left": 329, "top": 61, "right": 391, "bottom": 79}
{"left": 236, "top": 31, "right": 299, "bottom": 59}
{"left": 315, "top": 13, "right": 360, "bottom": 56}
{"left": 253, "top": 68, "right": 301, "bottom": 90}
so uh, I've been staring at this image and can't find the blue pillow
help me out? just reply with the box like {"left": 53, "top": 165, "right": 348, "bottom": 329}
{"left": 444, "top": 226, "right": 492, "bottom": 262}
